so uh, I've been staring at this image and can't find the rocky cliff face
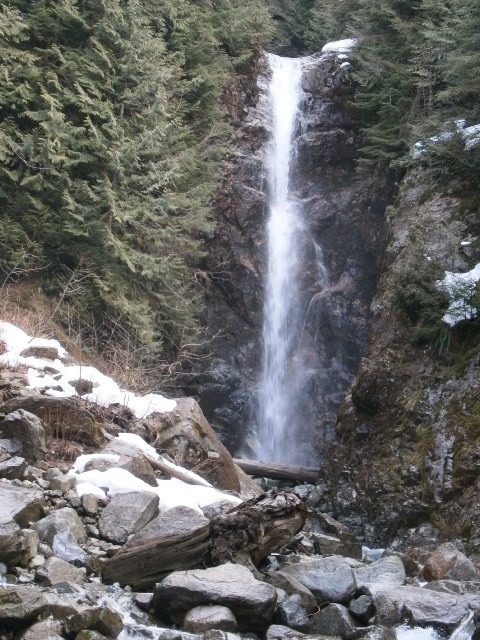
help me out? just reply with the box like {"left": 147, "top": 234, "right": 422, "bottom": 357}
{"left": 186, "top": 51, "right": 391, "bottom": 460}
{"left": 319, "top": 167, "right": 480, "bottom": 551}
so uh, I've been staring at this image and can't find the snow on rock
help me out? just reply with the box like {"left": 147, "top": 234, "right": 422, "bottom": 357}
{"left": 322, "top": 38, "right": 357, "bottom": 54}
{"left": 437, "top": 263, "right": 480, "bottom": 325}
{"left": 70, "top": 433, "right": 242, "bottom": 514}
{"left": 71, "top": 454, "right": 121, "bottom": 474}
{"left": 0, "top": 320, "right": 176, "bottom": 418}
{"left": 116, "top": 432, "right": 213, "bottom": 488}
{"left": 72, "top": 464, "right": 241, "bottom": 515}
{"left": 413, "top": 120, "right": 480, "bottom": 157}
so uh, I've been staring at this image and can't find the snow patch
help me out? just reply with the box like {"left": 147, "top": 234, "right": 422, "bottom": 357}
{"left": 0, "top": 321, "right": 176, "bottom": 418}
{"left": 322, "top": 38, "right": 357, "bottom": 54}
{"left": 437, "top": 263, "right": 480, "bottom": 326}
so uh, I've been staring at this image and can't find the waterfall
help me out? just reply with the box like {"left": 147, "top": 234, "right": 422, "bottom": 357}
{"left": 255, "top": 54, "right": 306, "bottom": 464}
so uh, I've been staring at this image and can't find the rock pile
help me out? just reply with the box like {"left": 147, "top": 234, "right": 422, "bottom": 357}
{"left": 0, "top": 324, "right": 479, "bottom": 639}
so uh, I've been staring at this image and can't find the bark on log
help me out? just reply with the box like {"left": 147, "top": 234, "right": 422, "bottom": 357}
{"left": 234, "top": 459, "right": 319, "bottom": 484}
{"left": 102, "top": 491, "right": 306, "bottom": 590}
{"left": 210, "top": 491, "right": 307, "bottom": 567}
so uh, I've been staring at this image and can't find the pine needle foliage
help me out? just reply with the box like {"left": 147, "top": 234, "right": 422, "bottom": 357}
{"left": 0, "top": 0, "right": 273, "bottom": 359}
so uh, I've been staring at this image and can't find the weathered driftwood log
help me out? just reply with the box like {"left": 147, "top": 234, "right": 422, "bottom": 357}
{"left": 209, "top": 491, "right": 307, "bottom": 567}
{"left": 102, "top": 491, "right": 306, "bottom": 590}
{"left": 234, "top": 459, "right": 319, "bottom": 484}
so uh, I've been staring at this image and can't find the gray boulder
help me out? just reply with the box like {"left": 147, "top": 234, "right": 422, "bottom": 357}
{"left": 374, "top": 585, "right": 470, "bottom": 634}
{"left": 36, "top": 556, "right": 86, "bottom": 586}
{"left": 33, "top": 507, "right": 86, "bottom": 547}
{"left": 0, "top": 484, "right": 44, "bottom": 567}
{"left": 64, "top": 606, "right": 123, "bottom": 638}
{"left": 0, "top": 522, "right": 35, "bottom": 567}
{"left": 0, "top": 483, "right": 45, "bottom": 528}
{"left": 309, "top": 603, "right": 359, "bottom": 638}
{"left": 0, "top": 438, "right": 23, "bottom": 456}
{"left": 17, "top": 618, "right": 64, "bottom": 639}
{"left": 266, "top": 571, "right": 317, "bottom": 613}
{"left": 0, "top": 456, "right": 27, "bottom": 479}
{"left": 33, "top": 507, "right": 87, "bottom": 566}
{"left": 353, "top": 556, "right": 406, "bottom": 596}
{"left": 46, "top": 468, "right": 76, "bottom": 493}
{"left": 0, "top": 410, "right": 47, "bottom": 460}
{"left": 183, "top": 605, "right": 237, "bottom": 633}
{"left": 349, "top": 595, "right": 374, "bottom": 624}
{"left": 94, "top": 439, "right": 158, "bottom": 486}
{"left": 275, "top": 594, "right": 309, "bottom": 631}
{"left": 99, "top": 491, "right": 159, "bottom": 544}
{"left": 153, "top": 563, "right": 277, "bottom": 632}
{"left": 0, "top": 586, "right": 47, "bottom": 629}
{"left": 280, "top": 556, "right": 356, "bottom": 603}
{"left": 266, "top": 624, "right": 340, "bottom": 639}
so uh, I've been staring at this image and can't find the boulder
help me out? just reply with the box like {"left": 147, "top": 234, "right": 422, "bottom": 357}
{"left": 183, "top": 605, "right": 238, "bottom": 633}
{"left": 97, "top": 439, "right": 158, "bottom": 486}
{"left": 153, "top": 563, "right": 277, "bottom": 632}
{"left": 0, "top": 437, "right": 23, "bottom": 456}
{"left": 275, "top": 594, "right": 309, "bottom": 631}
{"left": 266, "top": 625, "right": 340, "bottom": 640}
{"left": 46, "top": 468, "right": 76, "bottom": 493}
{"left": 102, "top": 506, "right": 210, "bottom": 590}
{"left": 82, "top": 493, "right": 100, "bottom": 516}
{"left": 0, "top": 483, "right": 45, "bottom": 527}
{"left": 309, "top": 603, "right": 359, "bottom": 639}
{"left": 0, "top": 455, "right": 27, "bottom": 479}
{"left": 33, "top": 507, "right": 86, "bottom": 547}
{"left": 353, "top": 556, "right": 406, "bottom": 595}
{"left": 0, "top": 409, "right": 47, "bottom": 460}
{"left": 266, "top": 571, "right": 317, "bottom": 613}
{"left": 280, "top": 556, "right": 356, "bottom": 603}
{"left": 36, "top": 556, "right": 86, "bottom": 586}
{"left": 423, "top": 542, "right": 480, "bottom": 582}
{"left": 312, "top": 533, "right": 342, "bottom": 555}
{"left": 75, "top": 632, "right": 110, "bottom": 640}
{"left": 0, "top": 586, "right": 48, "bottom": 629}
{"left": 64, "top": 606, "right": 123, "bottom": 638}
{"left": 349, "top": 595, "right": 374, "bottom": 624}
{"left": 0, "top": 523, "right": 38, "bottom": 567}
{"left": 17, "top": 618, "right": 64, "bottom": 639}
{"left": 1, "top": 395, "right": 104, "bottom": 447}
{"left": 148, "top": 397, "right": 255, "bottom": 493}
{"left": 33, "top": 507, "right": 87, "bottom": 566}
{"left": 374, "top": 585, "right": 470, "bottom": 634}
{"left": 309, "top": 513, "right": 362, "bottom": 560}
{"left": 98, "top": 491, "right": 159, "bottom": 544}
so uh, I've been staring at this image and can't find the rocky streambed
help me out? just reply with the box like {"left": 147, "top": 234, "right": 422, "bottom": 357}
{"left": 0, "top": 325, "right": 479, "bottom": 640}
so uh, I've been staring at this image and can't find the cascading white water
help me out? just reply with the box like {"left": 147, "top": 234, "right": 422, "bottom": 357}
{"left": 256, "top": 54, "right": 305, "bottom": 464}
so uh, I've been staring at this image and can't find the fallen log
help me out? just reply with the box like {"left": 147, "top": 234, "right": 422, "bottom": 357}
{"left": 234, "top": 459, "right": 320, "bottom": 484}
{"left": 142, "top": 453, "right": 213, "bottom": 488}
{"left": 102, "top": 491, "right": 306, "bottom": 590}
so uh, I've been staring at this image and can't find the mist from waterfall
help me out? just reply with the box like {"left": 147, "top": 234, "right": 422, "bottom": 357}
{"left": 255, "top": 54, "right": 306, "bottom": 464}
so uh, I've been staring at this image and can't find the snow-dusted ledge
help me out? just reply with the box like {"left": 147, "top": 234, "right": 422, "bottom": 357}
{"left": 0, "top": 321, "right": 176, "bottom": 418}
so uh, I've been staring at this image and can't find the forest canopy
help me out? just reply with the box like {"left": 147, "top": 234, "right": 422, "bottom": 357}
{"left": 1, "top": 0, "right": 478, "bottom": 365}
